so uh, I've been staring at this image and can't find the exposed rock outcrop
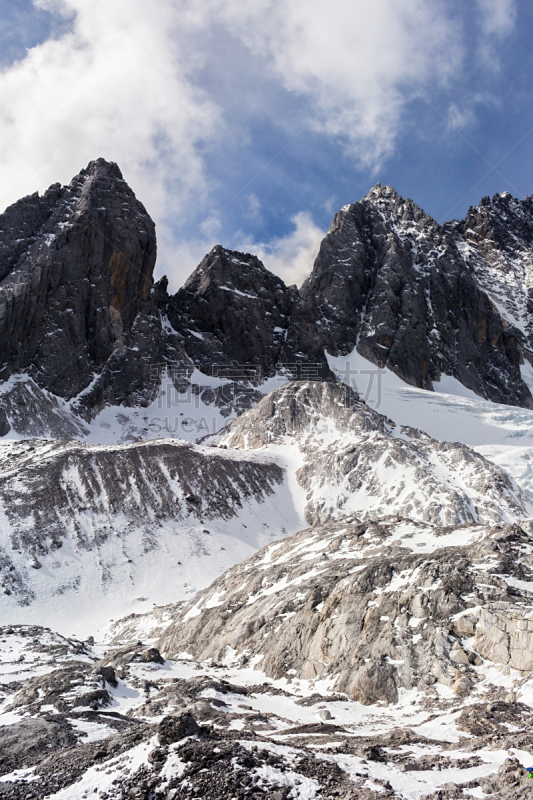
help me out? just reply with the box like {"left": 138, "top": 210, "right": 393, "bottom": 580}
{"left": 167, "top": 245, "right": 328, "bottom": 380}
{"left": 0, "top": 158, "right": 171, "bottom": 410}
{"left": 210, "top": 380, "right": 531, "bottom": 526}
{"left": 474, "top": 605, "right": 533, "bottom": 672}
{"left": 301, "top": 184, "right": 533, "bottom": 407}
{"left": 158, "top": 517, "right": 533, "bottom": 705}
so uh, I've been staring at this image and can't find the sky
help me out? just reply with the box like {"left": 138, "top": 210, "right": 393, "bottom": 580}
{"left": 0, "top": 0, "right": 531, "bottom": 290}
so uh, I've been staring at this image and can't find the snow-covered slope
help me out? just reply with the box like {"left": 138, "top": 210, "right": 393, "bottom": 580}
{"left": 209, "top": 381, "right": 532, "bottom": 527}
{"left": 3, "top": 377, "right": 531, "bottom": 639}
{"left": 0, "top": 368, "right": 290, "bottom": 444}
{"left": 0, "top": 437, "right": 303, "bottom": 636}
{"left": 326, "top": 347, "right": 533, "bottom": 504}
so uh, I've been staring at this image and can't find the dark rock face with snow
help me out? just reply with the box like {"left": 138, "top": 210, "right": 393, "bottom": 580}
{"left": 1, "top": 162, "right": 533, "bottom": 432}
{"left": 0, "top": 158, "right": 171, "bottom": 413}
{"left": 168, "top": 186, "right": 533, "bottom": 408}
{"left": 167, "top": 245, "right": 328, "bottom": 380}
{"left": 458, "top": 192, "right": 533, "bottom": 353}
{"left": 301, "top": 185, "right": 533, "bottom": 407}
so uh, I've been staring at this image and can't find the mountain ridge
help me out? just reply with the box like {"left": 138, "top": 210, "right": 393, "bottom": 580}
{"left": 301, "top": 182, "right": 533, "bottom": 407}
{"left": 2, "top": 163, "right": 533, "bottom": 798}
{"left": 0, "top": 161, "right": 533, "bottom": 445}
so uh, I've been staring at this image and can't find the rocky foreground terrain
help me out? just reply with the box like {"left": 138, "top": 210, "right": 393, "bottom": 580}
{"left": 4, "top": 515, "right": 533, "bottom": 799}
{"left": 2, "top": 161, "right": 533, "bottom": 798}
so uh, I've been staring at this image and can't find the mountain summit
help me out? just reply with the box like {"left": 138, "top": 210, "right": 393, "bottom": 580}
{"left": 0, "top": 159, "right": 157, "bottom": 399}
{"left": 301, "top": 186, "right": 532, "bottom": 407}
{"left": 0, "top": 162, "right": 533, "bottom": 445}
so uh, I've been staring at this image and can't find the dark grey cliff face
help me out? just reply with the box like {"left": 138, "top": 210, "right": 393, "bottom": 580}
{"left": 456, "top": 192, "right": 533, "bottom": 355}
{"left": 301, "top": 185, "right": 533, "bottom": 408}
{"left": 0, "top": 158, "right": 179, "bottom": 414}
{"left": 1, "top": 164, "right": 533, "bottom": 432}
{"left": 167, "top": 244, "right": 327, "bottom": 380}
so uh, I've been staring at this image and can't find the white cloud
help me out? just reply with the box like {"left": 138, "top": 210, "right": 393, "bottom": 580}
{"left": 477, "top": 0, "right": 516, "bottom": 37}
{"left": 475, "top": 0, "right": 516, "bottom": 68}
{"left": 209, "top": 0, "right": 467, "bottom": 167}
{"left": 447, "top": 102, "right": 477, "bottom": 131}
{"left": 0, "top": 0, "right": 519, "bottom": 289}
{"left": 236, "top": 211, "right": 325, "bottom": 287}
{"left": 0, "top": 0, "right": 220, "bottom": 273}
{"left": 244, "top": 193, "right": 261, "bottom": 221}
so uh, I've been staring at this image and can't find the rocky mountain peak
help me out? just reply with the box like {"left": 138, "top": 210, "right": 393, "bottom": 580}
{"left": 363, "top": 182, "right": 431, "bottom": 226}
{"left": 365, "top": 181, "right": 400, "bottom": 201}
{"left": 462, "top": 190, "right": 533, "bottom": 248}
{"left": 300, "top": 182, "right": 533, "bottom": 407}
{"left": 0, "top": 158, "right": 158, "bottom": 403}
{"left": 80, "top": 156, "right": 124, "bottom": 182}
{"left": 213, "top": 379, "right": 366, "bottom": 449}
{"left": 181, "top": 244, "right": 289, "bottom": 299}
{"left": 167, "top": 245, "right": 328, "bottom": 380}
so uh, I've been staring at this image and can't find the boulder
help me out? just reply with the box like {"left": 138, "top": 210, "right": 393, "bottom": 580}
{"left": 158, "top": 713, "right": 201, "bottom": 745}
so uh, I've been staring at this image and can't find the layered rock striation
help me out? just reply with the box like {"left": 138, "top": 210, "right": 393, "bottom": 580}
{"left": 0, "top": 436, "right": 293, "bottom": 622}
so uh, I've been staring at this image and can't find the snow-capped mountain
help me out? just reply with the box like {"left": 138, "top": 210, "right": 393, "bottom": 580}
{"left": 302, "top": 184, "right": 533, "bottom": 407}
{"left": 2, "top": 161, "right": 533, "bottom": 799}
{"left": 1, "top": 162, "right": 533, "bottom": 447}
{"left": 2, "top": 379, "right": 531, "bottom": 636}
